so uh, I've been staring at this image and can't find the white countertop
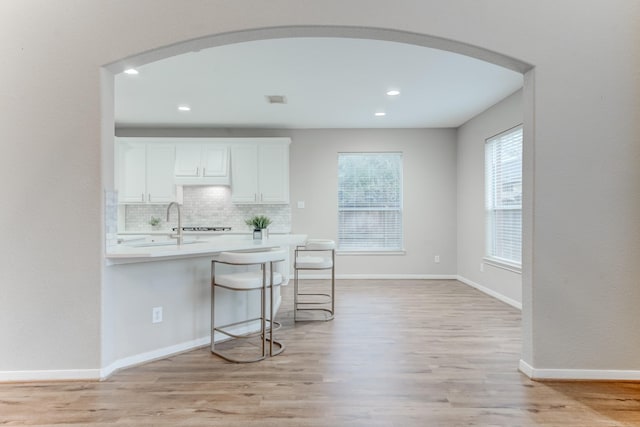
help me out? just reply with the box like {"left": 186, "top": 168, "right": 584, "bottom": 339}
{"left": 106, "top": 234, "right": 307, "bottom": 264}
{"left": 117, "top": 229, "right": 291, "bottom": 236}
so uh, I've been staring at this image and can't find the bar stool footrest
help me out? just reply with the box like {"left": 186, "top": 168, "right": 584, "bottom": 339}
{"left": 296, "top": 292, "right": 333, "bottom": 305}
{"left": 266, "top": 338, "right": 285, "bottom": 357}
{"left": 214, "top": 318, "right": 281, "bottom": 340}
{"left": 294, "top": 307, "right": 335, "bottom": 322}
{"left": 211, "top": 350, "right": 266, "bottom": 364}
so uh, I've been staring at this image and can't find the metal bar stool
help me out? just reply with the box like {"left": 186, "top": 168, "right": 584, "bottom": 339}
{"left": 294, "top": 239, "right": 335, "bottom": 321}
{"left": 211, "top": 249, "right": 286, "bottom": 362}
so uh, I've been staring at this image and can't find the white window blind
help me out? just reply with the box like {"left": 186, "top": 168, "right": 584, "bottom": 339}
{"left": 485, "top": 125, "right": 523, "bottom": 266}
{"left": 338, "top": 152, "right": 403, "bottom": 251}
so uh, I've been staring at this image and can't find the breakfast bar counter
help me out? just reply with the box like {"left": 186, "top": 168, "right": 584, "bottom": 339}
{"left": 101, "top": 234, "right": 307, "bottom": 377}
{"left": 106, "top": 234, "right": 307, "bottom": 263}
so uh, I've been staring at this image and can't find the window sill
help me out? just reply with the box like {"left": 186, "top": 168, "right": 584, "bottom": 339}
{"left": 337, "top": 250, "right": 406, "bottom": 256}
{"left": 483, "top": 257, "right": 522, "bottom": 274}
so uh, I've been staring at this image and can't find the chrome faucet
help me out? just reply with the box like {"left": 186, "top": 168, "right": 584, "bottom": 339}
{"left": 166, "top": 202, "right": 184, "bottom": 245}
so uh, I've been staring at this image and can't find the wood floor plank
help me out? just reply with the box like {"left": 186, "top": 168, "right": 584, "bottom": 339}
{"left": 1, "top": 280, "right": 639, "bottom": 426}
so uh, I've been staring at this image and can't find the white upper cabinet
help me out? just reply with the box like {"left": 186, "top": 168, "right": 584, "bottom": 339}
{"left": 145, "top": 144, "right": 177, "bottom": 203}
{"left": 258, "top": 142, "right": 290, "bottom": 203}
{"left": 116, "top": 139, "right": 176, "bottom": 204}
{"left": 117, "top": 142, "right": 146, "bottom": 203}
{"left": 174, "top": 143, "right": 201, "bottom": 178}
{"left": 230, "top": 138, "right": 290, "bottom": 204}
{"left": 174, "top": 139, "right": 230, "bottom": 185}
{"left": 230, "top": 144, "right": 259, "bottom": 203}
{"left": 202, "top": 145, "right": 229, "bottom": 178}
{"left": 115, "top": 137, "right": 288, "bottom": 204}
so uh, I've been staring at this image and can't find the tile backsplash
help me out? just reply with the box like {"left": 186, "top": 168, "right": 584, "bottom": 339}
{"left": 122, "top": 186, "right": 291, "bottom": 233}
{"left": 105, "top": 190, "right": 119, "bottom": 249}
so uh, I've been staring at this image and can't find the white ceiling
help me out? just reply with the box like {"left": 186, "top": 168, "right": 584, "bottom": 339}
{"left": 114, "top": 37, "right": 523, "bottom": 129}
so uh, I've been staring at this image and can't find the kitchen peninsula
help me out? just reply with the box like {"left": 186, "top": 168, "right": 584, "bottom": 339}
{"left": 106, "top": 234, "right": 306, "bottom": 263}
{"left": 102, "top": 136, "right": 298, "bottom": 377}
{"left": 102, "top": 234, "right": 306, "bottom": 378}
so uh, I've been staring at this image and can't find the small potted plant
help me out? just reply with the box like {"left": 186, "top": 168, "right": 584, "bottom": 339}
{"left": 148, "top": 216, "right": 162, "bottom": 230}
{"left": 245, "top": 215, "right": 272, "bottom": 240}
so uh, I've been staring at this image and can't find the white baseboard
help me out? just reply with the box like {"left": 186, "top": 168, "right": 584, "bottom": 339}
{"left": 1, "top": 298, "right": 283, "bottom": 383}
{"left": 519, "top": 359, "right": 640, "bottom": 381}
{"left": 100, "top": 336, "right": 210, "bottom": 379}
{"left": 295, "top": 273, "right": 458, "bottom": 280}
{"left": 456, "top": 275, "right": 522, "bottom": 310}
{"left": 0, "top": 368, "right": 103, "bottom": 383}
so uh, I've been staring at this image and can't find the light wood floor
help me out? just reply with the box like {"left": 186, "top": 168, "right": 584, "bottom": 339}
{"left": 2, "top": 280, "right": 640, "bottom": 426}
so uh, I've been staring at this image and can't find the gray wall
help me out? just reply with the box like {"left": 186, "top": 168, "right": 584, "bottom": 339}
{"left": 102, "top": 256, "right": 211, "bottom": 367}
{"left": 2, "top": 1, "right": 639, "bottom": 377}
{"left": 118, "top": 127, "right": 459, "bottom": 277}
{"left": 457, "top": 90, "right": 523, "bottom": 305}
{"left": 289, "top": 129, "right": 457, "bottom": 276}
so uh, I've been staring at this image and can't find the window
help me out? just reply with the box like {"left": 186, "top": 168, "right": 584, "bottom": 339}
{"left": 485, "top": 125, "right": 523, "bottom": 267}
{"left": 338, "top": 152, "right": 403, "bottom": 251}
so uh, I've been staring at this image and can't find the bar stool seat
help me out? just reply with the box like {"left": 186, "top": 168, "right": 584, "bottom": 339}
{"left": 215, "top": 271, "right": 283, "bottom": 289}
{"left": 294, "top": 239, "right": 336, "bottom": 322}
{"left": 211, "top": 249, "right": 286, "bottom": 363}
{"left": 295, "top": 256, "right": 333, "bottom": 270}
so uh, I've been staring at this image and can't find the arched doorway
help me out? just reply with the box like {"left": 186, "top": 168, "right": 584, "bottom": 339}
{"left": 101, "top": 25, "right": 535, "bottom": 374}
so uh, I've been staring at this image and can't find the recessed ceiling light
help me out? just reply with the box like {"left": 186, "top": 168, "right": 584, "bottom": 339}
{"left": 124, "top": 68, "right": 139, "bottom": 75}
{"left": 178, "top": 105, "right": 191, "bottom": 112}
{"left": 375, "top": 112, "right": 386, "bottom": 117}
{"left": 386, "top": 90, "right": 400, "bottom": 96}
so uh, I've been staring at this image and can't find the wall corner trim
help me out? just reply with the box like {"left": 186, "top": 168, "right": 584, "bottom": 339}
{"left": 456, "top": 275, "right": 522, "bottom": 310}
{"left": 519, "top": 359, "right": 535, "bottom": 378}
{"left": 519, "top": 359, "right": 640, "bottom": 381}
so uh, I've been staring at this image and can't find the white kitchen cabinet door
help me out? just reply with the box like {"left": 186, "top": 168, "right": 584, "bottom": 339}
{"left": 117, "top": 139, "right": 176, "bottom": 204}
{"left": 118, "top": 142, "right": 147, "bottom": 203}
{"left": 258, "top": 143, "right": 289, "bottom": 204}
{"left": 174, "top": 141, "right": 230, "bottom": 185}
{"left": 146, "top": 143, "right": 176, "bottom": 203}
{"left": 230, "top": 139, "right": 290, "bottom": 204}
{"left": 174, "top": 143, "right": 202, "bottom": 178}
{"left": 202, "top": 145, "right": 229, "bottom": 178}
{"left": 230, "top": 144, "right": 259, "bottom": 203}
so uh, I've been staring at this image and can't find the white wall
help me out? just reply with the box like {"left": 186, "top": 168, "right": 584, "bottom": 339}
{"left": 457, "top": 90, "right": 523, "bottom": 307}
{"left": 2, "top": 1, "right": 639, "bottom": 379}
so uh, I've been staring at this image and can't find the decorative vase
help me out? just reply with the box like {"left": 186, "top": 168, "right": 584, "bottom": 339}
{"left": 252, "top": 228, "right": 268, "bottom": 240}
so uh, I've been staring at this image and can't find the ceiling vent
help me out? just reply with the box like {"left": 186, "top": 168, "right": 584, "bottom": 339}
{"left": 266, "top": 95, "right": 287, "bottom": 104}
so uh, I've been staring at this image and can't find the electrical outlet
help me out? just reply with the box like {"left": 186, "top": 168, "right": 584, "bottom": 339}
{"left": 152, "top": 306, "right": 163, "bottom": 323}
{"left": 434, "top": 255, "right": 440, "bottom": 263}
{"left": 480, "top": 263, "right": 484, "bottom": 272}
{"left": 297, "top": 201, "right": 305, "bottom": 209}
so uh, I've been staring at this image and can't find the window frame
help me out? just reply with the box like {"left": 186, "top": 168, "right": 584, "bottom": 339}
{"left": 484, "top": 124, "right": 523, "bottom": 272}
{"left": 337, "top": 152, "right": 404, "bottom": 253}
